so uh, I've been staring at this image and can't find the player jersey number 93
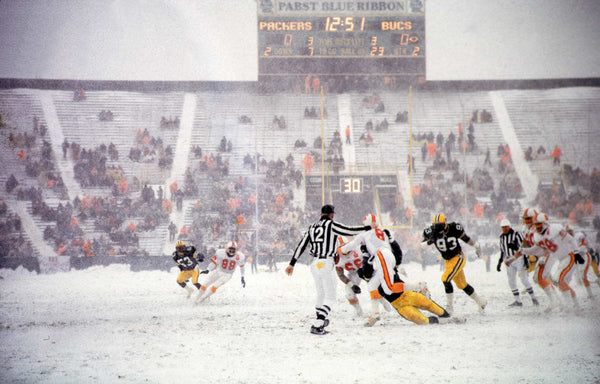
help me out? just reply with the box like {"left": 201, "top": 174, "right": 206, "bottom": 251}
{"left": 180, "top": 255, "right": 196, "bottom": 268}
{"left": 436, "top": 237, "right": 458, "bottom": 252}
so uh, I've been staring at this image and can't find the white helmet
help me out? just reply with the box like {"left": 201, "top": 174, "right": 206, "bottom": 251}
{"left": 533, "top": 212, "right": 548, "bottom": 233}
{"left": 226, "top": 241, "right": 238, "bottom": 255}
{"left": 522, "top": 208, "right": 538, "bottom": 227}
{"left": 363, "top": 214, "right": 379, "bottom": 227}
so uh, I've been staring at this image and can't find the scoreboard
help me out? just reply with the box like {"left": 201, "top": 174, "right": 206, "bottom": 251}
{"left": 305, "top": 173, "right": 398, "bottom": 222}
{"left": 305, "top": 174, "right": 398, "bottom": 193}
{"left": 258, "top": 0, "right": 425, "bottom": 76}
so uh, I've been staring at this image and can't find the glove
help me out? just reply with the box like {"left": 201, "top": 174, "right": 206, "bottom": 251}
{"left": 496, "top": 261, "right": 501, "bottom": 272}
{"left": 199, "top": 269, "right": 209, "bottom": 274}
{"left": 241, "top": 276, "right": 246, "bottom": 288}
{"left": 178, "top": 264, "right": 184, "bottom": 271}
{"left": 349, "top": 283, "right": 361, "bottom": 294}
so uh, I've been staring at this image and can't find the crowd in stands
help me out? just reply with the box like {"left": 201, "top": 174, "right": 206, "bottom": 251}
{"left": 128, "top": 128, "right": 173, "bottom": 168}
{"left": 0, "top": 201, "right": 34, "bottom": 259}
{"left": 160, "top": 116, "right": 180, "bottom": 128}
{"left": 2, "top": 87, "right": 598, "bottom": 271}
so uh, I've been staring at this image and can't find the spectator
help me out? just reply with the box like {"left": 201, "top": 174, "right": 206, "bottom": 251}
{"left": 551, "top": 145, "right": 562, "bottom": 165}
{"left": 302, "top": 153, "right": 314, "bottom": 174}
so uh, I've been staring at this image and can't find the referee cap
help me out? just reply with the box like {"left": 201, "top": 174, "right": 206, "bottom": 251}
{"left": 321, "top": 204, "right": 335, "bottom": 214}
{"left": 500, "top": 219, "right": 511, "bottom": 227}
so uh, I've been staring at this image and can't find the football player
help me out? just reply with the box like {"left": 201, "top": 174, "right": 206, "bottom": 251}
{"left": 566, "top": 226, "right": 596, "bottom": 298}
{"left": 172, "top": 241, "right": 204, "bottom": 298}
{"left": 513, "top": 213, "right": 581, "bottom": 311}
{"left": 196, "top": 241, "right": 246, "bottom": 304}
{"left": 335, "top": 236, "right": 365, "bottom": 317}
{"left": 337, "top": 214, "right": 399, "bottom": 326}
{"left": 352, "top": 240, "right": 457, "bottom": 325}
{"left": 421, "top": 214, "right": 486, "bottom": 314}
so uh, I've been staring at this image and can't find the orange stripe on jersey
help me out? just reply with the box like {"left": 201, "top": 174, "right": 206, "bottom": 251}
{"left": 377, "top": 250, "right": 404, "bottom": 293}
{"left": 558, "top": 253, "right": 576, "bottom": 283}
{"left": 537, "top": 264, "right": 550, "bottom": 289}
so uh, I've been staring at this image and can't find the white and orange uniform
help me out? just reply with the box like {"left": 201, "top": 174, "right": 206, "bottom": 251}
{"left": 339, "top": 228, "right": 397, "bottom": 318}
{"left": 198, "top": 249, "right": 245, "bottom": 298}
{"left": 335, "top": 248, "right": 364, "bottom": 295}
{"left": 521, "top": 224, "right": 580, "bottom": 305}
{"left": 573, "top": 231, "right": 596, "bottom": 295}
{"left": 335, "top": 247, "right": 364, "bottom": 315}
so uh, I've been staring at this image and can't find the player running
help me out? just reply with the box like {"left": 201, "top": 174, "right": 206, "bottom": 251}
{"left": 195, "top": 241, "right": 246, "bottom": 304}
{"left": 421, "top": 214, "right": 487, "bottom": 314}
{"left": 512, "top": 213, "right": 582, "bottom": 311}
{"left": 172, "top": 241, "right": 204, "bottom": 298}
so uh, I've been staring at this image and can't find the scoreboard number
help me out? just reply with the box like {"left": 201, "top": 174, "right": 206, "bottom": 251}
{"left": 341, "top": 177, "right": 362, "bottom": 193}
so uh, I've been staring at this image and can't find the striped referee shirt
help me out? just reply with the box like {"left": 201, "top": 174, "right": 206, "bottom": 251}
{"left": 289, "top": 216, "right": 370, "bottom": 266}
{"left": 499, "top": 228, "right": 523, "bottom": 262}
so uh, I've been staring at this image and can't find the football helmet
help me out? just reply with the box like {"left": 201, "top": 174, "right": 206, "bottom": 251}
{"left": 522, "top": 208, "right": 537, "bottom": 228}
{"left": 338, "top": 236, "right": 349, "bottom": 246}
{"left": 533, "top": 212, "right": 548, "bottom": 234}
{"left": 432, "top": 214, "right": 447, "bottom": 234}
{"left": 362, "top": 214, "right": 379, "bottom": 227}
{"left": 226, "top": 241, "right": 238, "bottom": 255}
{"left": 176, "top": 240, "right": 186, "bottom": 252}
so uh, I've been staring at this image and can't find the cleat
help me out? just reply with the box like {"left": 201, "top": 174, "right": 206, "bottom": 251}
{"left": 310, "top": 325, "right": 328, "bottom": 335}
{"left": 364, "top": 316, "right": 380, "bottom": 327}
{"left": 322, "top": 319, "right": 330, "bottom": 328}
{"left": 532, "top": 298, "right": 539, "bottom": 306}
{"left": 184, "top": 285, "right": 195, "bottom": 298}
{"left": 508, "top": 301, "right": 523, "bottom": 307}
{"left": 471, "top": 292, "right": 487, "bottom": 313}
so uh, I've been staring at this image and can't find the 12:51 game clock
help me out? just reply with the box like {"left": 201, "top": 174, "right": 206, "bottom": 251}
{"left": 257, "top": 0, "right": 426, "bottom": 77}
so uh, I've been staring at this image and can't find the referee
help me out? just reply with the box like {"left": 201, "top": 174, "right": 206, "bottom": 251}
{"left": 285, "top": 204, "right": 372, "bottom": 335}
{"left": 497, "top": 219, "right": 538, "bottom": 306}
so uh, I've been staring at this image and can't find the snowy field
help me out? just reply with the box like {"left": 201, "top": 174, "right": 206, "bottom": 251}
{"left": 1, "top": 260, "right": 599, "bottom": 384}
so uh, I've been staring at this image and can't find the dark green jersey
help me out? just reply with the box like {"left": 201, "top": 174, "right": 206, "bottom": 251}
{"left": 173, "top": 246, "right": 202, "bottom": 270}
{"left": 422, "top": 222, "right": 472, "bottom": 260}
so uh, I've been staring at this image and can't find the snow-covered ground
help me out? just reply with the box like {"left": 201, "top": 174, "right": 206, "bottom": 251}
{"left": 1, "top": 260, "right": 599, "bottom": 384}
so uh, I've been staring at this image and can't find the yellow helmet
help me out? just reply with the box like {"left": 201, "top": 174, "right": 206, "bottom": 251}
{"left": 176, "top": 240, "right": 185, "bottom": 251}
{"left": 432, "top": 214, "right": 447, "bottom": 234}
